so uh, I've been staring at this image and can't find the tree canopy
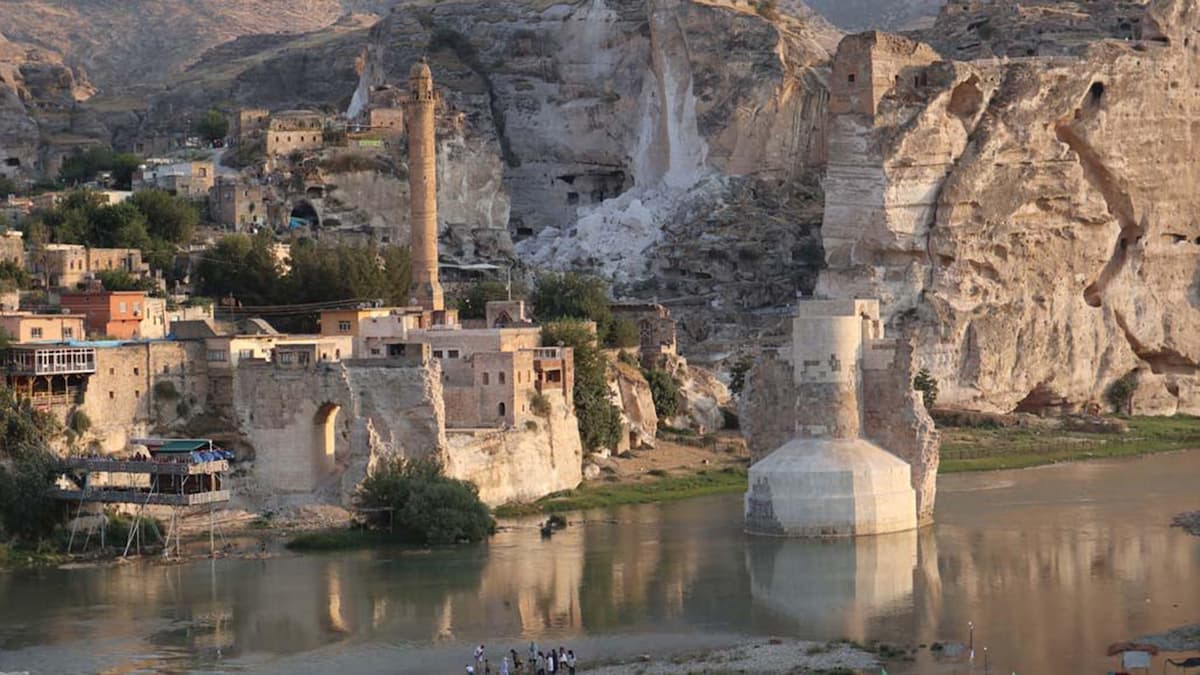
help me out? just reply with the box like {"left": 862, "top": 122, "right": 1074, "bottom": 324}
{"left": 59, "top": 147, "right": 142, "bottom": 190}
{"left": 542, "top": 318, "right": 623, "bottom": 452}
{"left": 354, "top": 456, "right": 494, "bottom": 544}
{"left": 195, "top": 109, "right": 230, "bottom": 144}
{"left": 531, "top": 272, "right": 612, "bottom": 333}
{"left": 456, "top": 280, "right": 518, "bottom": 320}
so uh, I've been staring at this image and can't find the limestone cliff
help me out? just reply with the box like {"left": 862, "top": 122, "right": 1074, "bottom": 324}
{"left": 608, "top": 357, "right": 659, "bottom": 451}
{"left": 817, "top": 0, "right": 1200, "bottom": 414}
{"left": 443, "top": 392, "right": 583, "bottom": 506}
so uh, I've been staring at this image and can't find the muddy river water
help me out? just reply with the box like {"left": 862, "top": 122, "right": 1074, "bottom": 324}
{"left": 2, "top": 451, "right": 1198, "bottom": 674}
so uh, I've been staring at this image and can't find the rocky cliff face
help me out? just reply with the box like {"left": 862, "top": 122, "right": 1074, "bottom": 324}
{"left": 818, "top": 0, "right": 1200, "bottom": 414}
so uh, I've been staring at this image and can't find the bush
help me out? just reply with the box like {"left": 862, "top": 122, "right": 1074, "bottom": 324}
{"left": 531, "top": 272, "right": 613, "bottom": 338}
{"left": 913, "top": 368, "right": 939, "bottom": 410}
{"left": 1106, "top": 370, "right": 1139, "bottom": 414}
{"left": 0, "top": 449, "right": 67, "bottom": 543}
{"left": 645, "top": 368, "right": 681, "bottom": 419}
{"left": 529, "top": 391, "right": 551, "bottom": 417}
{"left": 69, "top": 410, "right": 90, "bottom": 434}
{"left": 729, "top": 354, "right": 754, "bottom": 396}
{"left": 606, "top": 318, "right": 639, "bottom": 349}
{"left": 354, "top": 456, "right": 494, "bottom": 545}
{"left": 456, "top": 280, "right": 515, "bottom": 320}
{"left": 154, "top": 381, "right": 179, "bottom": 400}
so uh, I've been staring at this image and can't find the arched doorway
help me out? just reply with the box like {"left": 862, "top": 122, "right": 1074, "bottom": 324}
{"left": 290, "top": 200, "right": 321, "bottom": 230}
{"left": 314, "top": 402, "right": 342, "bottom": 480}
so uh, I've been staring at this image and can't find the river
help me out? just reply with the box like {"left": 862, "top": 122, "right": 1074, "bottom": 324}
{"left": 1, "top": 451, "right": 1198, "bottom": 674}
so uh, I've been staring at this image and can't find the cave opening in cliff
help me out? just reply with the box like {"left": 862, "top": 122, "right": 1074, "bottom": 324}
{"left": 1089, "top": 81, "right": 1105, "bottom": 104}
{"left": 290, "top": 200, "right": 320, "bottom": 229}
{"left": 3, "top": 157, "right": 18, "bottom": 167}
{"left": 314, "top": 402, "right": 341, "bottom": 478}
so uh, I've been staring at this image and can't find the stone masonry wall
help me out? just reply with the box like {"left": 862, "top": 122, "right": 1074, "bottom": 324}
{"left": 862, "top": 338, "right": 939, "bottom": 525}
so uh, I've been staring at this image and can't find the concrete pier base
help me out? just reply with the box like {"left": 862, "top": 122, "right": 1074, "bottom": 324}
{"left": 745, "top": 438, "right": 918, "bottom": 537}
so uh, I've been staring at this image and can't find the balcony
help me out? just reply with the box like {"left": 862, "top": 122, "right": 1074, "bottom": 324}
{"left": 5, "top": 346, "right": 97, "bottom": 376}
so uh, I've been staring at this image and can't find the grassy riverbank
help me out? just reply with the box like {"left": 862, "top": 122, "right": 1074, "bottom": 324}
{"left": 495, "top": 466, "right": 748, "bottom": 518}
{"left": 940, "top": 415, "right": 1200, "bottom": 472}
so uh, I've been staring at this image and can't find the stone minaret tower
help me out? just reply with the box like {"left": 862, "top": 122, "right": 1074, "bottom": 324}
{"left": 406, "top": 57, "right": 444, "bottom": 311}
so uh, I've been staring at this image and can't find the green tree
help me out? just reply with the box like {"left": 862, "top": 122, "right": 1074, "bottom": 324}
{"left": 0, "top": 388, "right": 65, "bottom": 543}
{"left": 0, "top": 260, "right": 30, "bottom": 291}
{"left": 59, "top": 148, "right": 142, "bottom": 189}
{"left": 457, "top": 281, "right": 512, "bottom": 320}
{"left": 913, "top": 368, "right": 939, "bottom": 411}
{"left": 381, "top": 245, "right": 412, "bottom": 306}
{"left": 607, "top": 318, "right": 639, "bottom": 349}
{"left": 195, "top": 109, "right": 230, "bottom": 144}
{"left": 110, "top": 153, "right": 142, "bottom": 190}
{"left": 196, "top": 233, "right": 283, "bottom": 306}
{"left": 96, "top": 268, "right": 154, "bottom": 292}
{"left": 130, "top": 189, "right": 199, "bottom": 244}
{"left": 1106, "top": 370, "right": 1139, "bottom": 414}
{"left": 531, "top": 272, "right": 613, "bottom": 338}
{"left": 90, "top": 202, "right": 150, "bottom": 250}
{"left": 644, "top": 368, "right": 681, "bottom": 419}
{"left": 353, "top": 456, "right": 494, "bottom": 544}
{"left": 542, "top": 318, "right": 622, "bottom": 452}
{"left": 728, "top": 354, "right": 755, "bottom": 396}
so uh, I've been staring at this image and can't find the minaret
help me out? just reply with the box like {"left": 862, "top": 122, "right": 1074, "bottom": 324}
{"left": 406, "top": 57, "right": 444, "bottom": 311}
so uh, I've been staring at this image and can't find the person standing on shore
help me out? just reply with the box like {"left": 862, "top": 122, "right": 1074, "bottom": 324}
{"left": 547, "top": 648, "right": 556, "bottom": 674}
{"left": 566, "top": 649, "right": 576, "bottom": 675}
{"left": 500, "top": 656, "right": 509, "bottom": 675}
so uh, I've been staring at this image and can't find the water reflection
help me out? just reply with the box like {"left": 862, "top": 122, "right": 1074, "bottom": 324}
{"left": 2, "top": 452, "right": 1200, "bottom": 674}
{"left": 746, "top": 528, "right": 920, "bottom": 639}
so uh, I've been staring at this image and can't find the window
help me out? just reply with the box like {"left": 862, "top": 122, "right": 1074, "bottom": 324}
{"left": 370, "top": 348, "right": 380, "bottom": 356}
{"left": 278, "top": 352, "right": 295, "bottom": 364}
{"left": 163, "top": 365, "right": 170, "bottom": 374}
{"left": 133, "top": 367, "right": 139, "bottom": 375}
{"left": 298, "top": 352, "right": 311, "bottom": 365}
{"left": 30, "top": 327, "right": 42, "bottom": 339}
{"left": 482, "top": 372, "right": 490, "bottom": 385}
{"left": 335, "top": 349, "right": 341, "bottom": 360}
{"left": 134, "top": 390, "right": 140, "bottom": 398}
{"left": 499, "top": 371, "right": 506, "bottom": 385}
{"left": 498, "top": 402, "right": 506, "bottom": 417}
{"left": 133, "top": 303, "right": 141, "bottom": 314}
{"left": 119, "top": 302, "right": 127, "bottom": 314}
{"left": 109, "top": 368, "right": 115, "bottom": 375}
{"left": 447, "top": 349, "right": 460, "bottom": 358}
{"left": 238, "top": 349, "right": 253, "bottom": 360}
{"left": 207, "top": 350, "right": 228, "bottom": 362}
{"left": 338, "top": 320, "right": 351, "bottom": 332}
{"left": 433, "top": 350, "right": 444, "bottom": 358}
{"left": 109, "top": 391, "right": 114, "bottom": 399}
{"left": 848, "top": 73, "right": 856, "bottom": 83}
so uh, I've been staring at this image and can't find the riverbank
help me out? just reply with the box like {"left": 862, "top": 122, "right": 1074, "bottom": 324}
{"left": 939, "top": 415, "right": 1200, "bottom": 472}
{"left": 581, "top": 638, "right": 879, "bottom": 674}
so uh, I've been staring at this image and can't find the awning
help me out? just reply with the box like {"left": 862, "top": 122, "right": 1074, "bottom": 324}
{"left": 153, "top": 440, "right": 211, "bottom": 454}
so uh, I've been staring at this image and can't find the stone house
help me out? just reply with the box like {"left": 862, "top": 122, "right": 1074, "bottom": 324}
{"left": 611, "top": 302, "right": 678, "bottom": 367}
{"left": 0, "top": 230, "right": 23, "bottom": 268}
{"left": 235, "top": 108, "right": 270, "bottom": 144}
{"left": 828, "top": 31, "right": 941, "bottom": 117}
{"left": 29, "top": 244, "right": 149, "bottom": 290}
{"left": 0, "top": 312, "right": 85, "bottom": 342}
{"left": 209, "top": 179, "right": 265, "bottom": 230}
{"left": 133, "top": 160, "right": 214, "bottom": 198}
{"left": 265, "top": 111, "right": 326, "bottom": 157}
{"left": 59, "top": 289, "right": 147, "bottom": 339}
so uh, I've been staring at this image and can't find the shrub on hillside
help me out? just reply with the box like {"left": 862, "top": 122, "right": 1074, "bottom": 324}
{"left": 645, "top": 368, "right": 681, "bottom": 419}
{"left": 354, "top": 456, "right": 494, "bottom": 545}
{"left": 542, "top": 318, "right": 622, "bottom": 451}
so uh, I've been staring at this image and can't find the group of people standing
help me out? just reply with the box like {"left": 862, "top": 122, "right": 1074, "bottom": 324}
{"left": 468, "top": 643, "right": 578, "bottom": 675}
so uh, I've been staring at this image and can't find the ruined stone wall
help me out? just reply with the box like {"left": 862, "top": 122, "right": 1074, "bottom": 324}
{"left": 442, "top": 391, "right": 582, "bottom": 506}
{"left": 75, "top": 341, "right": 207, "bottom": 452}
{"left": 231, "top": 360, "right": 445, "bottom": 505}
{"left": 862, "top": 338, "right": 939, "bottom": 525}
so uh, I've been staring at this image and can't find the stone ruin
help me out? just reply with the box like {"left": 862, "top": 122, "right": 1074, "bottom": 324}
{"left": 741, "top": 299, "right": 939, "bottom": 537}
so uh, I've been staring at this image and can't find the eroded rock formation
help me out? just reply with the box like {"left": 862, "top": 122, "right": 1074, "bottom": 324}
{"left": 818, "top": 0, "right": 1200, "bottom": 414}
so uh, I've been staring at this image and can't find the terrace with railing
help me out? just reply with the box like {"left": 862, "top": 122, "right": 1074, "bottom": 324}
{"left": 4, "top": 345, "right": 97, "bottom": 376}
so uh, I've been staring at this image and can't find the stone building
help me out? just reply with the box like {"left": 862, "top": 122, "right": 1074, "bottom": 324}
{"left": 0, "top": 312, "right": 85, "bottom": 342}
{"left": 827, "top": 32, "right": 941, "bottom": 118}
{"left": 28, "top": 244, "right": 149, "bottom": 290}
{"left": 133, "top": 160, "right": 214, "bottom": 198}
{"left": 59, "top": 289, "right": 147, "bottom": 340}
{"left": 0, "top": 230, "right": 23, "bottom": 268}
{"left": 742, "top": 299, "right": 939, "bottom": 537}
{"left": 209, "top": 179, "right": 265, "bottom": 230}
{"left": 235, "top": 108, "right": 270, "bottom": 143}
{"left": 264, "top": 110, "right": 326, "bottom": 157}
{"left": 611, "top": 302, "right": 678, "bottom": 367}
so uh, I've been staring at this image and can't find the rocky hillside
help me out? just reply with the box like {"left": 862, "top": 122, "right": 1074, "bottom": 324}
{"left": 804, "top": 0, "right": 945, "bottom": 31}
{"left": 0, "top": 0, "right": 385, "bottom": 94}
{"left": 819, "top": 0, "right": 1200, "bottom": 415}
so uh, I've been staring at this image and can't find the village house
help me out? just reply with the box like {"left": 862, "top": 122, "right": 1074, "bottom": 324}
{"left": 28, "top": 244, "right": 150, "bottom": 290}
{"left": 0, "top": 230, "right": 24, "bottom": 268}
{"left": 234, "top": 108, "right": 270, "bottom": 144}
{"left": 59, "top": 289, "right": 147, "bottom": 340}
{"left": 0, "top": 312, "right": 86, "bottom": 342}
{"left": 133, "top": 160, "right": 214, "bottom": 198}
{"left": 209, "top": 178, "right": 265, "bottom": 230}
{"left": 265, "top": 110, "right": 327, "bottom": 157}
{"left": 611, "top": 302, "right": 679, "bottom": 367}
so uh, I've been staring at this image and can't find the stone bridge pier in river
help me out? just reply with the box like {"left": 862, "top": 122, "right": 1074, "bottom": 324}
{"left": 742, "top": 299, "right": 940, "bottom": 536}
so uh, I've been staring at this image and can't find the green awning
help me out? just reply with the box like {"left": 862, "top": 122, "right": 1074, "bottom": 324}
{"left": 155, "top": 440, "right": 211, "bottom": 454}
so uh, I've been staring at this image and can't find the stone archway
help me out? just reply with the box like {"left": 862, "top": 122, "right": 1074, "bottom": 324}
{"left": 290, "top": 199, "right": 321, "bottom": 229}
{"left": 314, "top": 402, "right": 342, "bottom": 479}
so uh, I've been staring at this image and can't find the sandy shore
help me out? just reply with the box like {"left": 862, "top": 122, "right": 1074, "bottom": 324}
{"left": 581, "top": 638, "right": 878, "bottom": 674}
